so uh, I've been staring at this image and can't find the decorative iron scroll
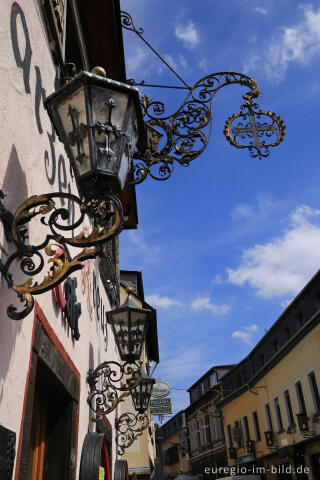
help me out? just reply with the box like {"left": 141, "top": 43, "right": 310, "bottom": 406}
{"left": 115, "top": 412, "right": 149, "bottom": 455}
{"left": 121, "top": 10, "right": 286, "bottom": 183}
{"left": 131, "top": 73, "right": 286, "bottom": 184}
{"left": 87, "top": 361, "right": 142, "bottom": 421}
{"left": 0, "top": 191, "right": 123, "bottom": 320}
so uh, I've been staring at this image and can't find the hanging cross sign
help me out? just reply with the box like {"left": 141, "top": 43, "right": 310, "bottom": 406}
{"left": 224, "top": 100, "right": 286, "bottom": 160}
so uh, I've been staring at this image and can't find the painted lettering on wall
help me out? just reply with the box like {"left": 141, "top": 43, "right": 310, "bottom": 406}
{"left": 10, "top": 2, "right": 74, "bottom": 226}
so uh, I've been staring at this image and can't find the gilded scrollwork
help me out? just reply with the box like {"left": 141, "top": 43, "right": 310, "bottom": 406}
{"left": 115, "top": 412, "right": 149, "bottom": 455}
{"left": 1, "top": 191, "right": 123, "bottom": 320}
{"left": 87, "top": 361, "right": 142, "bottom": 421}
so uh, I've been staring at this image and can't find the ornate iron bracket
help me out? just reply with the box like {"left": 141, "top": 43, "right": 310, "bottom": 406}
{"left": 87, "top": 361, "right": 142, "bottom": 421}
{"left": 0, "top": 191, "right": 123, "bottom": 320}
{"left": 131, "top": 74, "right": 286, "bottom": 183}
{"left": 120, "top": 11, "right": 286, "bottom": 184}
{"left": 115, "top": 412, "right": 149, "bottom": 455}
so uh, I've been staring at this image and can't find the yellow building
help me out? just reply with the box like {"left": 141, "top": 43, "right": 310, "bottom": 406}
{"left": 157, "top": 411, "right": 190, "bottom": 479}
{"left": 219, "top": 271, "right": 320, "bottom": 480}
{"left": 119, "top": 272, "right": 160, "bottom": 480}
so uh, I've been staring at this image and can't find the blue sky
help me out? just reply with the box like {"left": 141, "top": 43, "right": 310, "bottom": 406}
{"left": 119, "top": 0, "right": 320, "bottom": 414}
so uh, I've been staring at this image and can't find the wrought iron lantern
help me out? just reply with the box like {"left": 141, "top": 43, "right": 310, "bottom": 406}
{"left": 44, "top": 69, "right": 146, "bottom": 198}
{"left": 107, "top": 293, "right": 152, "bottom": 362}
{"left": 130, "top": 367, "right": 155, "bottom": 413}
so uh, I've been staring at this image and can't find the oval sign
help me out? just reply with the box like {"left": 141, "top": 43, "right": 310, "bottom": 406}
{"left": 151, "top": 381, "right": 170, "bottom": 398}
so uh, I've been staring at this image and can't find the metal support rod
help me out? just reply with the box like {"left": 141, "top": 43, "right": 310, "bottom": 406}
{"left": 121, "top": 11, "right": 191, "bottom": 89}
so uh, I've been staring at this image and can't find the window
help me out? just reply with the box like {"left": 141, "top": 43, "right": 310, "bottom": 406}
{"left": 233, "top": 420, "right": 243, "bottom": 447}
{"left": 264, "top": 403, "right": 273, "bottom": 431}
{"left": 226, "top": 424, "right": 232, "bottom": 447}
{"left": 283, "top": 389, "right": 295, "bottom": 427}
{"left": 189, "top": 423, "right": 198, "bottom": 452}
{"left": 210, "top": 372, "right": 218, "bottom": 387}
{"left": 242, "top": 416, "right": 250, "bottom": 441}
{"left": 210, "top": 415, "right": 222, "bottom": 443}
{"left": 274, "top": 397, "right": 284, "bottom": 432}
{"left": 295, "top": 380, "right": 307, "bottom": 414}
{"left": 307, "top": 371, "right": 320, "bottom": 413}
{"left": 252, "top": 411, "right": 261, "bottom": 441}
{"left": 199, "top": 417, "right": 206, "bottom": 446}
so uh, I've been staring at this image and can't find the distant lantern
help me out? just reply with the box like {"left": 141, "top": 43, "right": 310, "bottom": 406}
{"left": 130, "top": 368, "right": 155, "bottom": 413}
{"left": 107, "top": 293, "right": 152, "bottom": 362}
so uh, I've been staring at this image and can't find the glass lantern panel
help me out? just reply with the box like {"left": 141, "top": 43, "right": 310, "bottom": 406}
{"left": 118, "top": 105, "right": 140, "bottom": 190}
{"left": 91, "top": 87, "right": 129, "bottom": 176}
{"left": 111, "top": 311, "right": 130, "bottom": 358}
{"left": 56, "top": 86, "right": 91, "bottom": 176}
{"left": 130, "top": 310, "right": 147, "bottom": 359}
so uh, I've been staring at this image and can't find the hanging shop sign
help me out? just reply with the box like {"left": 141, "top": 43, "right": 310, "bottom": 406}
{"left": 63, "top": 277, "right": 81, "bottom": 340}
{"left": 151, "top": 381, "right": 170, "bottom": 398}
{"left": 150, "top": 406, "right": 172, "bottom": 415}
{"left": 150, "top": 398, "right": 172, "bottom": 407}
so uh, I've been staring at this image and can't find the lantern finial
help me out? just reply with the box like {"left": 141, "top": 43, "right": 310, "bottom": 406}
{"left": 91, "top": 66, "right": 107, "bottom": 77}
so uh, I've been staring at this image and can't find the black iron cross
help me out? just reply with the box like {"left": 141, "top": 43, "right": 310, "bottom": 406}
{"left": 232, "top": 112, "right": 277, "bottom": 151}
{"left": 95, "top": 98, "right": 124, "bottom": 159}
{"left": 67, "top": 105, "right": 87, "bottom": 164}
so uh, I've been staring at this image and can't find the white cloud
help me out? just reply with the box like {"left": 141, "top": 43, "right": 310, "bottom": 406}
{"left": 126, "top": 46, "right": 150, "bottom": 77}
{"left": 198, "top": 57, "right": 208, "bottom": 72}
{"left": 227, "top": 205, "right": 320, "bottom": 298}
{"left": 174, "top": 21, "right": 200, "bottom": 49}
{"left": 231, "top": 195, "right": 282, "bottom": 222}
{"left": 190, "top": 297, "right": 230, "bottom": 315}
{"left": 254, "top": 7, "right": 268, "bottom": 15}
{"left": 244, "top": 5, "right": 320, "bottom": 82}
{"left": 232, "top": 324, "right": 259, "bottom": 346}
{"left": 212, "top": 274, "right": 223, "bottom": 285}
{"left": 146, "top": 294, "right": 183, "bottom": 309}
{"left": 163, "top": 54, "right": 178, "bottom": 71}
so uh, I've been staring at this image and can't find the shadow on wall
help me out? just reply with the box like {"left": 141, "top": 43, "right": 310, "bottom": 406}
{"left": 88, "top": 342, "right": 95, "bottom": 433}
{"left": 0, "top": 144, "right": 29, "bottom": 404}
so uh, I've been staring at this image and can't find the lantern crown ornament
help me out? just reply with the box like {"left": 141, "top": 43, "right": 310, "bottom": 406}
{"left": 107, "top": 292, "right": 152, "bottom": 363}
{"left": 44, "top": 70, "right": 146, "bottom": 198}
